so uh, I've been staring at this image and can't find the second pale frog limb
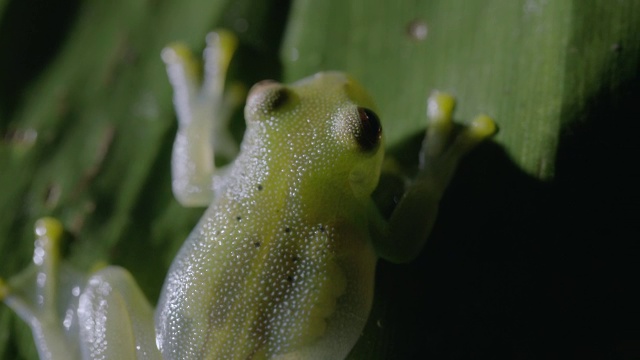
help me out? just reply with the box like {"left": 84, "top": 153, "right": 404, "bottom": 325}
{"left": 0, "top": 218, "right": 161, "bottom": 359}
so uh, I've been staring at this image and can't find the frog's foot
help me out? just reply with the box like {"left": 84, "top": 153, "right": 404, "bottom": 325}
{"left": 1, "top": 217, "right": 76, "bottom": 359}
{"left": 419, "top": 91, "right": 496, "bottom": 188}
{"left": 161, "top": 29, "right": 242, "bottom": 160}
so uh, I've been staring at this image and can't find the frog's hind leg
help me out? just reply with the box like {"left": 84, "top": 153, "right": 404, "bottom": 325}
{"left": 1, "top": 218, "right": 79, "bottom": 359}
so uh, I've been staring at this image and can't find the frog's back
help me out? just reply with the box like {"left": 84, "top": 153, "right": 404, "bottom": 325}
{"left": 155, "top": 171, "right": 376, "bottom": 359}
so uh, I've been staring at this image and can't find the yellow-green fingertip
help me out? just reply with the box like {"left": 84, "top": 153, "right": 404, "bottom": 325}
{"left": 427, "top": 92, "right": 456, "bottom": 123}
{"left": 161, "top": 43, "right": 200, "bottom": 78}
{"left": 469, "top": 115, "right": 497, "bottom": 139}
{"left": 34, "top": 217, "right": 64, "bottom": 244}
{"left": 161, "top": 42, "right": 192, "bottom": 63}
{"left": 206, "top": 30, "right": 238, "bottom": 76}
{"left": 207, "top": 29, "right": 238, "bottom": 57}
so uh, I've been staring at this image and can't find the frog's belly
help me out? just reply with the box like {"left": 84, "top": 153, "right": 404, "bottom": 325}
{"left": 155, "top": 207, "right": 377, "bottom": 360}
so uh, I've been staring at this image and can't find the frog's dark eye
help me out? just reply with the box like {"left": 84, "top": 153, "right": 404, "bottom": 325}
{"left": 246, "top": 80, "right": 295, "bottom": 116}
{"left": 355, "top": 107, "right": 382, "bottom": 151}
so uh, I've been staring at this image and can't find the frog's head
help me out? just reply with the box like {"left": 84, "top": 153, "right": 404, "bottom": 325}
{"left": 243, "top": 72, "right": 384, "bottom": 202}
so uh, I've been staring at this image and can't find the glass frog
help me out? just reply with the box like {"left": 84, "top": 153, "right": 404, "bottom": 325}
{"left": 0, "top": 30, "right": 496, "bottom": 359}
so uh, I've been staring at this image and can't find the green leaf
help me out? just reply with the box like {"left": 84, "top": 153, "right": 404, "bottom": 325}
{"left": 1, "top": 0, "right": 638, "bottom": 359}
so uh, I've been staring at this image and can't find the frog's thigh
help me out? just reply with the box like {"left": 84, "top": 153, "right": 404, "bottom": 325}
{"left": 78, "top": 267, "right": 161, "bottom": 360}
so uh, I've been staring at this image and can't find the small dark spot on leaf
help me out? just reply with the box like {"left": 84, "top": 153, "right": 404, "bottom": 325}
{"left": 254, "top": 241, "right": 261, "bottom": 248}
{"left": 236, "top": 216, "right": 242, "bottom": 221}
{"left": 318, "top": 224, "right": 325, "bottom": 232}
{"left": 292, "top": 256, "right": 299, "bottom": 263}
{"left": 287, "top": 276, "right": 293, "bottom": 283}
{"left": 406, "top": 19, "right": 428, "bottom": 41}
{"left": 610, "top": 43, "right": 622, "bottom": 52}
{"left": 284, "top": 227, "right": 291, "bottom": 233}
{"left": 257, "top": 184, "right": 263, "bottom": 191}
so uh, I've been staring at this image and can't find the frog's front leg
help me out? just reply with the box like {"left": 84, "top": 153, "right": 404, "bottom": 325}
{"left": 372, "top": 92, "right": 496, "bottom": 263}
{"left": 1, "top": 218, "right": 161, "bottom": 360}
{"left": 161, "top": 30, "right": 241, "bottom": 207}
